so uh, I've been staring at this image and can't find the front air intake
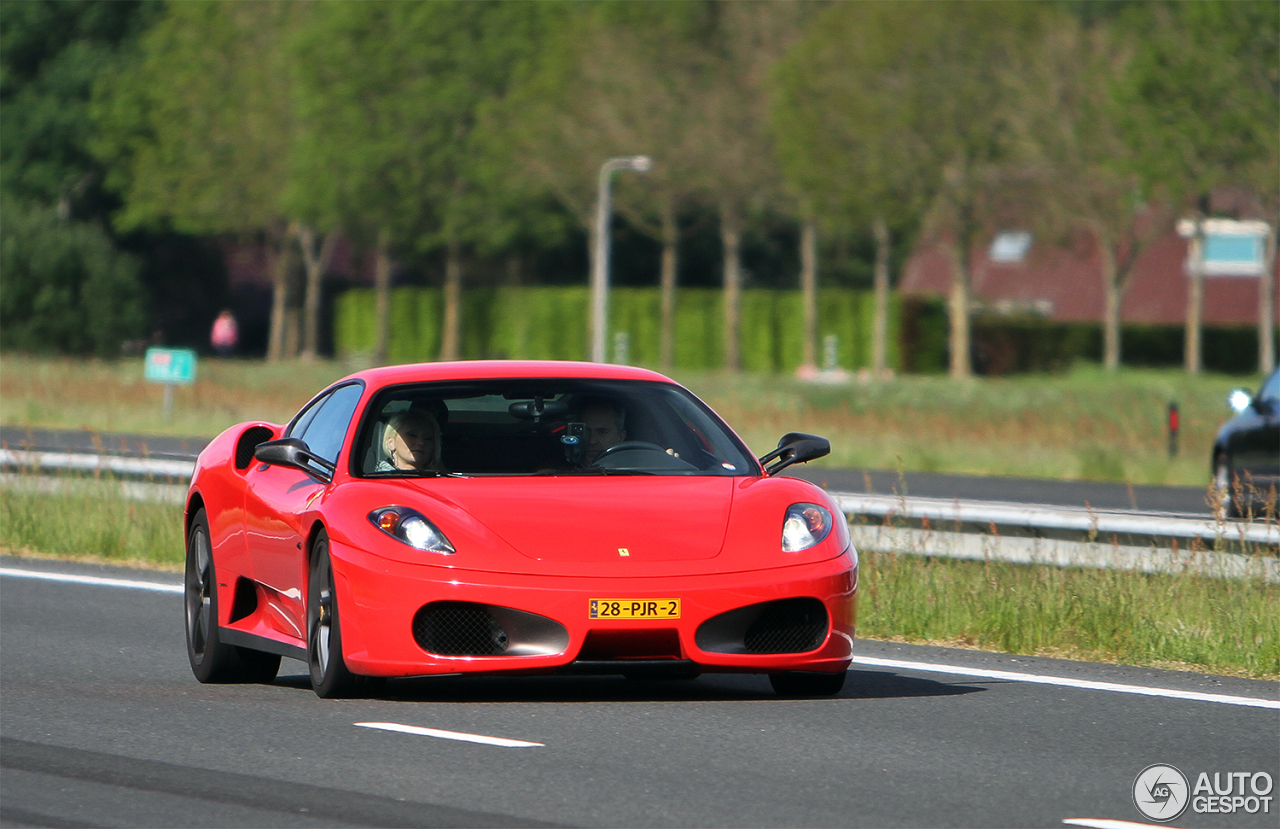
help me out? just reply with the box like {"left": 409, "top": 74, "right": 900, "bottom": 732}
{"left": 411, "top": 602, "right": 569, "bottom": 657}
{"left": 413, "top": 602, "right": 509, "bottom": 656}
{"left": 743, "top": 598, "right": 828, "bottom": 654}
{"left": 695, "top": 598, "right": 829, "bottom": 655}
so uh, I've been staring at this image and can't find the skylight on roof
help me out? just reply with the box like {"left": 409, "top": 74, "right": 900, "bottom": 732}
{"left": 989, "top": 231, "right": 1032, "bottom": 263}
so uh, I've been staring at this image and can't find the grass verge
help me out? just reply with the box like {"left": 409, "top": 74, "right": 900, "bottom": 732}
{"left": 2, "top": 482, "right": 1275, "bottom": 679}
{"left": 0, "top": 483, "right": 184, "bottom": 571}
{"left": 859, "top": 551, "right": 1279, "bottom": 679}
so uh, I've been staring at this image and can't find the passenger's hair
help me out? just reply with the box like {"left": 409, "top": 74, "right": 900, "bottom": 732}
{"left": 384, "top": 410, "right": 444, "bottom": 470}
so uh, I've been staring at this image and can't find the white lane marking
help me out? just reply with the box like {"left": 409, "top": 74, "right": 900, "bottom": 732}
{"left": 0, "top": 567, "right": 182, "bottom": 594}
{"left": 1063, "top": 818, "right": 1173, "bottom": 829}
{"left": 851, "top": 655, "right": 1280, "bottom": 710}
{"left": 355, "top": 722, "right": 543, "bottom": 748}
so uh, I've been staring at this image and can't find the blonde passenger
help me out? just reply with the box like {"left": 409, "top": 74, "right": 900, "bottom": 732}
{"left": 377, "top": 411, "right": 447, "bottom": 473}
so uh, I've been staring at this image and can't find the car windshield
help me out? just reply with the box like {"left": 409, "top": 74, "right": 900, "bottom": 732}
{"left": 354, "top": 379, "right": 758, "bottom": 477}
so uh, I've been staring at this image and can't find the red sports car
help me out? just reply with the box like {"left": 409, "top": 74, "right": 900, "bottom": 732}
{"left": 184, "top": 361, "right": 857, "bottom": 697}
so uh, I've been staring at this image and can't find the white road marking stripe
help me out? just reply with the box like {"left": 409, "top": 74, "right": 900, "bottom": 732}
{"left": 1063, "top": 818, "right": 1173, "bottom": 829}
{"left": 0, "top": 566, "right": 182, "bottom": 594}
{"left": 851, "top": 655, "right": 1279, "bottom": 710}
{"left": 355, "top": 722, "right": 543, "bottom": 748}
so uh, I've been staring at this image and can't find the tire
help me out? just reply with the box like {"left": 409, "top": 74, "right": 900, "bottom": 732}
{"left": 769, "top": 670, "right": 847, "bottom": 697}
{"left": 308, "top": 532, "right": 357, "bottom": 698}
{"left": 1214, "top": 456, "right": 1242, "bottom": 519}
{"left": 185, "top": 509, "right": 280, "bottom": 684}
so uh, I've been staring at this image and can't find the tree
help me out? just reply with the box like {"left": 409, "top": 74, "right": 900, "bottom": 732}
{"left": 1006, "top": 11, "right": 1173, "bottom": 372}
{"left": 1, "top": 196, "right": 146, "bottom": 355}
{"left": 774, "top": 2, "right": 1047, "bottom": 379}
{"left": 1112, "top": 1, "right": 1279, "bottom": 374}
{"left": 91, "top": 1, "right": 309, "bottom": 361}
{"left": 289, "top": 1, "right": 552, "bottom": 364}
{"left": 772, "top": 3, "right": 924, "bottom": 377}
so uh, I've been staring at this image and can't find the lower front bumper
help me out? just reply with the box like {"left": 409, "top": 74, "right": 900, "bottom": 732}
{"left": 329, "top": 542, "right": 857, "bottom": 677}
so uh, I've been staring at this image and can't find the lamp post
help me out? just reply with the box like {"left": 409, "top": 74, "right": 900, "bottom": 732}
{"left": 590, "top": 155, "right": 651, "bottom": 363}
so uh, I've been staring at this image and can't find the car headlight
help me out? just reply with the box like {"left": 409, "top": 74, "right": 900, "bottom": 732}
{"left": 782, "top": 503, "right": 833, "bottom": 552}
{"left": 368, "top": 507, "right": 455, "bottom": 554}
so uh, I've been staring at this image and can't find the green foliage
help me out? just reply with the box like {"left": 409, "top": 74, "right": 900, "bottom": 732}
{"left": 90, "top": 1, "right": 301, "bottom": 234}
{"left": 1, "top": 0, "right": 154, "bottom": 212}
{"left": 0, "top": 198, "right": 146, "bottom": 355}
{"left": 1111, "top": 1, "right": 1279, "bottom": 205}
{"left": 332, "top": 286, "right": 898, "bottom": 373}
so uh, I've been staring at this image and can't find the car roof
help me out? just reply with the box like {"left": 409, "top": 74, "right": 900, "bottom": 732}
{"left": 342, "top": 360, "right": 678, "bottom": 390}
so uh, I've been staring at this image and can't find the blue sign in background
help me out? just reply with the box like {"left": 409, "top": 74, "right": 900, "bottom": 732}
{"left": 144, "top": 347, "right": 197, "bottom": 385}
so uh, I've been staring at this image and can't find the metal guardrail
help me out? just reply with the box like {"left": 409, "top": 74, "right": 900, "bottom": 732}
{"left": 832, "top": 492, "right": 1279, "bottom": 547}
{"left": 0, "top": 449, "right": 195, "bottom": 480}
{"left": 3, "top": 450, "right": 1275, "bottom": 580}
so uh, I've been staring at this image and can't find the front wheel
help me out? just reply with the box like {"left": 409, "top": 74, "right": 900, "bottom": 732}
{"left": 308, "top": 532, "right": 357, "bottom": 698}
{"left": 769, "top": 670, "right": 846, "bottom": 697}
{"left": 185, "top": 508, "right": 280, "bottom": 683}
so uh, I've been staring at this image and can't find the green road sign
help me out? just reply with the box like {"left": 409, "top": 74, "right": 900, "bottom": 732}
{"left": 144, "top": 347, "right": 197, "bottom": 385}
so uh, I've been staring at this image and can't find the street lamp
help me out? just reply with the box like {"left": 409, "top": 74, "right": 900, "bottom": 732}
{"left": 590, "top": 155, "right": 651, "bottom": 363}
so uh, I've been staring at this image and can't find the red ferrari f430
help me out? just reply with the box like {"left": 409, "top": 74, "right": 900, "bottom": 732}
{"left": 184, "top": 361, "right": 857, "bottom": 697}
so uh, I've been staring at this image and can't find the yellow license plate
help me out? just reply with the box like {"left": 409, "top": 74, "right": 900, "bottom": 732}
{"left": 590, "top": 599, "right": 681, "bottom": 619}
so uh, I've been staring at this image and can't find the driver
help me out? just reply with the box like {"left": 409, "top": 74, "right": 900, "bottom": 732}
{"left": 579, "top": 399, "right": 627, "bottom": 464}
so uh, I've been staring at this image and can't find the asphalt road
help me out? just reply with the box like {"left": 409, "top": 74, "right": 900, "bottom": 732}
{"left": 0, "top": 426, "right": 1215, "bottom": 515}
{"left": 2, "top": 556, "right": 1276, "bottom": 828}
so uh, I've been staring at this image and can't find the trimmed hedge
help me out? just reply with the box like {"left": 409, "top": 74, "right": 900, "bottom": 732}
{"left": 334, "top": 286, "right": 903, "bottom": 372}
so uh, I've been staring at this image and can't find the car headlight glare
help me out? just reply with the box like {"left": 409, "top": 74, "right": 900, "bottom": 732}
{"left": 782, "top": 503, "right": 833, "bottom": 552}
{"left": 368, "top": 507, "right": 455, "bottom": 554}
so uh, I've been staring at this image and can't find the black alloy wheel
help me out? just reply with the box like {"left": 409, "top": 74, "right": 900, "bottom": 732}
{"left": 307, "top": 532, "right": 357, "bottom": 698}
{"left": 769, "top": 670, "right": 847, "bottom": 697}
{"left": 185, "top": 508, "right": 280, "bottom": 683}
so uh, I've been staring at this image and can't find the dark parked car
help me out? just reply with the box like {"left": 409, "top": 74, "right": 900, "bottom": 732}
{"left": 1212, "top": 368, "right": 1280, "bottom": 518}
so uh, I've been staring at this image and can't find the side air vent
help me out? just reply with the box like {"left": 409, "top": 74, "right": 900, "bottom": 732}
{"left": 695, "top": 598, "right": 829, "bottom": 655}
{"left": 236, "top": 426, "right": 274, "bottom": 470}
{"left": 412, "top": 602, "right": 569, "bottom": 657}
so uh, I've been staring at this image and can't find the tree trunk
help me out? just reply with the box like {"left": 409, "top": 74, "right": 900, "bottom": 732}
{"left": 872, "top": 216, "right": 890, "bottom": 379}
{"left": 659, "top": 200, "right": 678, "bottom": 371}
{"left": 800, "top": 218, "right": 818, "bottom": 370}
{"left": 721, "top": 203, "right": 742, "bottom": 372}
{"left": 298, "top": 225, "right": 337, "bottom": 363}
{"left": 440, "top": 235, "right": 463, "bottom": 361}
{"left": 1100, "top": 235, "right": 1121, "bottom": 372}
{"left": 945, "top": 237, "right": 972, "bottom": 380}
{"left": 1185, "top": 228, "right": 1204, "bottom": 375}
{"left": 1261, "top": 223, "right": 1277, "bottom": 375}
{"left": 373, "top": 231, "right": 392, "bottom": 366}
{"left": 265, "top": 225, "right": 295, "bottom": 363}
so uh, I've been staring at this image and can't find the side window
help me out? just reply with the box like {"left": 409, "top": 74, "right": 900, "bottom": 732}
{"left": 295, "top": 384, "right": 364, "bottom": 465}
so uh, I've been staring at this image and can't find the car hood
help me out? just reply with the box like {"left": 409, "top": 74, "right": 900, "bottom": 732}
{"left": 435, "top": 476, "right": 735, "bottom": 563}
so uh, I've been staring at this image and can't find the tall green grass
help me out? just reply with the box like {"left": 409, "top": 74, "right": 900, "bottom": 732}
{"left": 0, "top": 483, "right": 184, "bottom": 570}
{"left": 859, "top": 551, "right": 1279, "bottom": 679}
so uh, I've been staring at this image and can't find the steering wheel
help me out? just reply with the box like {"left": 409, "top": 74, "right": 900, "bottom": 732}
{"left": 591, "top": 441, "right": 666, "bottom": 463}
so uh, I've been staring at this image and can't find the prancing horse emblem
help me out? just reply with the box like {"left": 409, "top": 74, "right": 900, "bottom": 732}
{"left": 618, "top": 548, "right": 630, "bottom": 557}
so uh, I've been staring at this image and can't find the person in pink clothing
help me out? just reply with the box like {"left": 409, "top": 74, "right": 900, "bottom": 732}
{"left": 210, "top": 310, "right": 238, "bottom": 358}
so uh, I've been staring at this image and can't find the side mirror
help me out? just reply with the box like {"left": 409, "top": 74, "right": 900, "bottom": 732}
{"left": 758, "top": 432, "right": 830, "bottom": 476}
{"left": 254, "top": 437, "right": 335, "bottom": 483}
